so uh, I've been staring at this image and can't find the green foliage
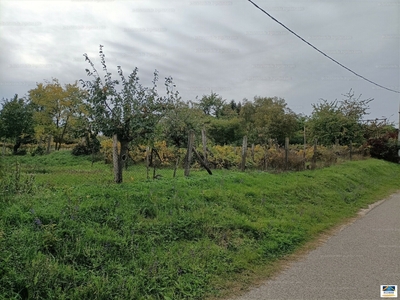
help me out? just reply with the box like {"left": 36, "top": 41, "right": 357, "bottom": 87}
{"left": 363, "top": 120, "right": 396, "bottom": 140}
{"left": 80, "top": 45, "right": 179, "bottom": 183}
{"left": 31, "top": 146, "right": 46, "bottom": 156}
{"left": 198, "top": 92, "right": 225, "bottom": 118}
{"left": 80, "top": 45, "right": 176, "bottom": 144}
{"left": 71, "top": 143, "right": 91, "bottom": 156}
{"left": 0, "top": 160, "right": 36, "bottom": 202}
{"left": 208, "top": 117, "right": 245, "bottom": 146}
{"left": 158, "top": 100, "right": 204, "bottom": 149}
{"left": 0, "top": 94, "right": 35, "bottom": 154}
{"left": 367, "top": 131, "right": 398, "bottom": 163}
{"left": 307, "top": 89, "right": 373, "bottom": 145}
{"left": 1, "top": 153, "right": 400, "bottom": 299}
{"left": 71, "top": 136, "right": 100, "bottom": 156}
{"left": 238, "top": 97, "right": 299, "bottom": 144}
{"left": 28, "top": 78, "right": 86, "bottom": 150}
{"left": 253, "top": 96, "right": 299, "bottom": 144}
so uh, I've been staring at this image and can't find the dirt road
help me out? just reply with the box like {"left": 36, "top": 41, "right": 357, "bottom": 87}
{"left": 230, "top": 193, "right": 400, "bottom": 300}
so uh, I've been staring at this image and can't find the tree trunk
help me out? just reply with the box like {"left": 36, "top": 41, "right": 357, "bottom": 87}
{"left": 58, "top": 116, "right": 70, "bottom": 151}
{"left": 349, "top": 140, "right": 352, "bottom": 161}
{"left": 46, "top": 135, "right": 52, "bottom": 154}
{"left": 285, "top": 137, "right": 289, "bottom": 170}
{"left": 201, "top": 127, "right": 208, "bottom": 166}
{"left": 173, "top": 153, "right": 180, "bottom": 178}
{"left": 311, "top": 138, "right": 318, "bottom": 170}
{"left": 146, "top": 146, "right": 150, "bottom": 180}
{"left": 112, "top": 134, "right": 121, "bottom": 183}
{"left": 184, "top": 130, "right": 195, "bottom": 177}
{"left": 241, "top": 136, "right": 248, "bottom": 171}
{"left": 13, "top": 138, "right": 21, "bottom": 155}
{"left": 112, "top": 134, "right": 129, "bottom": 184}
{"left": 263, "top": 145, "right": 268, "bottom": 171}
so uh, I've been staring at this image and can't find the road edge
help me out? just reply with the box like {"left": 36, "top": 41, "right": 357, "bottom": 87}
{"left": 220, "top": 190, "right": 400, "bottom": 300}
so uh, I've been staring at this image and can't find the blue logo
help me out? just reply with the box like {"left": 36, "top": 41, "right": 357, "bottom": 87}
{"left": 381, "top": 285, "right": 397, "bottom": 298}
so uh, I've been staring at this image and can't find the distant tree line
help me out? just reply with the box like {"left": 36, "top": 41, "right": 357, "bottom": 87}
{"left": 0, "top": 46, "right": 397, "bottom": 182}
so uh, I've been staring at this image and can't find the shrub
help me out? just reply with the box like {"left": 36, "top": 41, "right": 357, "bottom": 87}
{"left": 31, "top": 146, "right": 45, "bottom": 156}
{"left": 71, "top": 144, "right": 90, "bottom": 156}
{"left": 15, "top": 149, "right": 27, "bottom": 156}
{"left": 0, "top": 161, "right": 35, "bottom": 201}
{"left": 367, "top": 132, "right": 398, "bottom": 163}
{"left": 72, "top": 138, "right": 100, "bottom": 156}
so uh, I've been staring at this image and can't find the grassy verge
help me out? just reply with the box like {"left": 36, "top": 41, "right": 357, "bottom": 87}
{"left": 1, "top": 152, "right": 399, "bottom": 299}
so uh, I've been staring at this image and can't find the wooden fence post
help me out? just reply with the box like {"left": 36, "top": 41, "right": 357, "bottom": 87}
{"left": 349, "top": 140, "right": 352, "bottom": 161}
{"left": 146, "top": 146, "right": 150, "bottom": 179}
{"left": 2, "top": 139, "right": 5, "bottom": 156}
{"left": 184, "top": 130, "right": 195, "bottom": 177}
{"left": 285, "top": 137, "right": 289, "bottom": 170}
{"left": 241, "top": 136, "right": 248, "bottom": 171}
{"left": 263, "top": 144, "right": 268, "bottom": 171}
{"left": 311, "top": 138, "right": 318, "bottom": 170}
{"left": 46, "top": 135, "right": 52, "bottom": 154}
{"left": 173, "top": 152, "right": 180, "bottom": 178}
{"left": 201, "top": 127, "right": 208, "bottom": 167}
{"left": 192, "top": 147, "right": 212, "bottom": 175}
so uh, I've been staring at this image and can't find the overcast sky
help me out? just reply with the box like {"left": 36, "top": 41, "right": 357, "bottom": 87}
{"left": 0, "top": 0, "right": 399, "bottom": 123}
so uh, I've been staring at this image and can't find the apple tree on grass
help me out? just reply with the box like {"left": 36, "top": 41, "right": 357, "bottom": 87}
{"left": 80, "top": 45, "right": 178, "bottom": 183}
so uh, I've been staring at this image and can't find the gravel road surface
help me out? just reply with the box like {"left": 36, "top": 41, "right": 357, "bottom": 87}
{"left": 230, "top": 193, "right": 400, "bottom": 300}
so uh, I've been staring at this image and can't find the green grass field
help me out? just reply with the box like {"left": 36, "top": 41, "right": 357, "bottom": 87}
{"left": 1, "top": 151, "right": 399, "bottom": 299}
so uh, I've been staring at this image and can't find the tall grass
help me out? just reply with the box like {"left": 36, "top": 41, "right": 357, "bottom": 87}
{"left": 1, "top": 152, "right": 399, "bottom": 299}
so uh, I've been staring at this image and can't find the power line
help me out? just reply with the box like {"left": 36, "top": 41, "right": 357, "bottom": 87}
{"left": 247, "top": 0, "right": 400, "bottom": 94}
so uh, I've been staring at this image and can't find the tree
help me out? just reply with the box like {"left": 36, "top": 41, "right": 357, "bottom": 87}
{"left": 28, "top": 79, "right": 85, "bottom": 150}
{"left": 308, "top": 89, "right": 373, "bottom": 145}
{"left": 158, "top": 100, "right": 204, "bottom": 149}
{"left": 256, "top": 96, "right": 298, "bottom": 144}
{"left": 80, "top": 45, "right": 177, "bottom": 183}
{"left": 0, "top": 94, "right": 34, "bottom": 154}
{"left": 291, "top": 114, "right": 308, "bottom": 145}
{"left": 239, "top": 98, "right": 257, "bottom": 141}
{"left": 198, "top": 92, "right": 225, "bottom": 118}
{"left": 229, "top": 99, "right": 241, "bottom": 115}
{"left": 367, "top": 130, "right": 398, "bottom": 163}
{"left": 363, "top": 119, "right": 395, "bottom": 140}
{"left": 208, "top": 117, "right": 244, "bottom": 145}
{"left": 70, "top": 101, "right": 101, "bottom": 156}
{"left": 243, "top": 96, "right": 298, "bottom": 144}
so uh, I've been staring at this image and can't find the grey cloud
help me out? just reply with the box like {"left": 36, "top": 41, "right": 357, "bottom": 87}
{"left": 0, "top": 0, "right": 398, "bottom": 121}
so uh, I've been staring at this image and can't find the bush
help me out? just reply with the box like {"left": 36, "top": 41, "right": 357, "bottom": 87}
{"left": 15, "top": 149, "right": 27, "bottom": 156}
{"left": 0, "top": 161, "right": 35, "bottom": 201}
{"left": 72, "top": 138, "right": 100, "bottom": 156}
{"left": 71, "top": 144, "right": 90, "bottom": 156}
{"left": 31, "top": 146, "right": 45, "bottom": 156}
{"left": 367, "top": 132, "right": 398, "bottom": 163}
